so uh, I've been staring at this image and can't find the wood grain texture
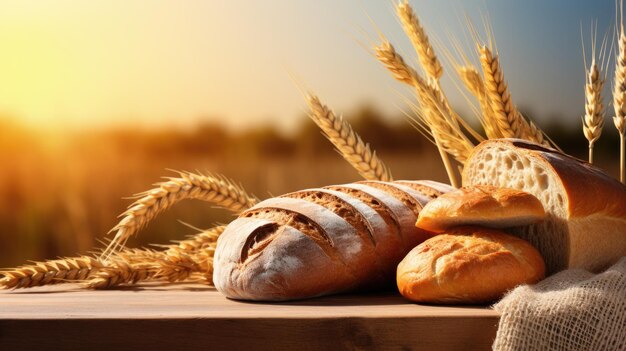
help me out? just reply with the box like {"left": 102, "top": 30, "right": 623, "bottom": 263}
{"left": 0, "top": 283, "right": 499, "bottom": 351}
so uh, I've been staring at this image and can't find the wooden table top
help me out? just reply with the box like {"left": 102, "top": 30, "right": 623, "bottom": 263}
{"left": 0, "top": 283, "right": 500, "bottom": 351}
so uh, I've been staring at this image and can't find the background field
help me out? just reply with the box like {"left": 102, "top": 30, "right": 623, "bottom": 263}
{"left": 0, "top": 105, "right": 620, "bottom": 267}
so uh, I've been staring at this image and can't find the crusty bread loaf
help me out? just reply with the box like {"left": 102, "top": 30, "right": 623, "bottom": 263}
{"left": 213, "top": 180, "right": 454, "bottom": 301}
{"left": 416, "top": 185, "right": 545, "bottom": 232}
{"left": 463, "top": 139, "right": 626, "bottom": 273}
{"left": 397, "top": 226, "right": 545, "bottom": 304}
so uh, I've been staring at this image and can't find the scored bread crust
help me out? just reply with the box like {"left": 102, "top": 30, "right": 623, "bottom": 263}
{"left": 462, "top": 139, "right": 626, "bottom": 273}
{"left": 396, "top": 226, "right": 545, "bottom": 304}
{"left": 416, "top": 185, "right": 546, "bottom": 232}
{"left": 213, "top": 180, "right": 454, "bottom": 301}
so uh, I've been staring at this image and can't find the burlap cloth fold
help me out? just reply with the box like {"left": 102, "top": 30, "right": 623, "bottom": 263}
{"left": 493, "top": 257, "right": 626, "bottom": 351}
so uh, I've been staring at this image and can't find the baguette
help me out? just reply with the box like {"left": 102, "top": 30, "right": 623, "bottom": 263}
{"left": 462, "top": 139, "right": 626, "bottom": 273}
{"left": 397, "top": 226, "right": 545, "bottom": 304}
{"left": 213, "top": 180, "right": 454, "bottom": 301}
{"left": 416, "top": 185, "right": 546, "bottom": 232}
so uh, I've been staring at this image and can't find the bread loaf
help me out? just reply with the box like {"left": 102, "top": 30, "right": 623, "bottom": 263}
{"left": 463, "top": 139, "right": 626, "bottom": 273}
{"left": 213, "top": 180, "right": 454, "bottom": 301}
{"left": 416, "top": 185, "right": 546, "bottom": 232}
{"left": 397, "top": 226, "right": 545, "bottom": 304}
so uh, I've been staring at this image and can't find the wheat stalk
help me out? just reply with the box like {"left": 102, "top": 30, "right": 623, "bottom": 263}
{"left": 458, "top": 66, "right": 500, "bottom": 139}
{"left": 163, "top": 226, "right": 224, "bottom": 257}
{"left": 1, "top": 221, "right": 226, "bottom": 290}
{"left": 306, "top": 94, "right": 393, "bottom": 182}
{"left": 0, "top": 256, "right": 103, "bottom": 289}
{"left": 87, "top": 248, "right": 203, "bottom": 289}
{"left": 479, "top": 46, "right": 552, "bottom": 148}
{"left": 583, "top": 60, "right": 605, "bottom": 163}
{"left": 374, "top": 41, "right": 474, "bottom": 163}
{"left": 479, "top": 45, "right": 523, "bottom": 138}
{"left": 101, "top": 171, "right": 258, "bottom": 259}
{"left": 396, "top": 0, "right": 442, "bottom": 82}
{"left": 86, "top": 257, "right": 153, "bottom": 289}
{"left": 614, "top": 29, "right": 626, "bottom": 183}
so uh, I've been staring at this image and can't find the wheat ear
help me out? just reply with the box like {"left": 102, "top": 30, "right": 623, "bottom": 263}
{"left": 162, "top": 225, "right": 224, "bottom": 257}
{"left": 87, "top": 248, "right": 203, "bottom": 289}
{"left": 396, "top": 0, "right": 442, "bottom": 81}
{"left": 458, "top": 66, "right": 500, "bottom": 139}
{"left": 479, "top": 46, "right": 552, "bottom": 147}
{"left": 614, "top": 29, "right": 626, "bottom": 183}
{"left": 374, "top": 41, "right": 474, "bottom": 164}
{"left": 101, "top": 171, "right": 258, "bottom": 259}
{"left": 1, "top": 256, "right": 103, "bottom": 289}
{"left": 306, "top": 94, "right": 393, "bottom": 182}
{"left": 583, "top": 60, "right": 605, "bottom": 163}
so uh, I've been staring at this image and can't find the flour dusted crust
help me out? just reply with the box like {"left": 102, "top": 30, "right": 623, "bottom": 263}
{"left": 416, "top": 185, "right": 546, "bottom": 232}
{"left": 463, "top": 139, "right": 626, "bottom": 273}
{"left": 213, "top": 180, "right": 452, "bottom": 301}
{"left": 397, "top": 226, "right": 545, "bottom": 304}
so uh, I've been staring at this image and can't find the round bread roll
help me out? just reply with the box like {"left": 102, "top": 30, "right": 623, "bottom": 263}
{"left": 397, "top": 226, "right": 545, "bottom": 304}
{"left": 415, "top": 185, "right": 545, "bottom": 233}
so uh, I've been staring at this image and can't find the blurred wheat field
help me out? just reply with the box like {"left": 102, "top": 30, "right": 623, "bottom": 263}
{"left": 0, "top": 106, "right": 619, "bottom": 267}
{"left": 0, "top": 111, "right": 450, "bottom": 267}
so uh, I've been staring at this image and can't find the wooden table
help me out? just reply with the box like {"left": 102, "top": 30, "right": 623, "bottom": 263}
{"left": 0, "top": 284, "right": 500, "bottom": 350}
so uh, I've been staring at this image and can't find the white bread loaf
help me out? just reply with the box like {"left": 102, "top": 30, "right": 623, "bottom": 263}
{"left": 213, "top": 180, "right": 454, "bottom": 301}
{"left": 416, "top": 185, "right": 546, "bottom": 232}
{"left": 463, "top": 139, "right": 626, "bottom": 273}
{"left": 397, "top": 226, "right": 546, "bottom": 304}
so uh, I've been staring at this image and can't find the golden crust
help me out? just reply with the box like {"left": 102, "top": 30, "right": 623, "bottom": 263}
{"left": 397, "top": 227, "right": 546, "bottom": 304}
{"left": 416, "top": 185, "right": 546, "bottom": 232}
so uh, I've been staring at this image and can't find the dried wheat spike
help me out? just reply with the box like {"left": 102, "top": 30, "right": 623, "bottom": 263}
{"left": 307, "top": 94, "right": 394, "bottom": 181}
{"left": 374, "top": 41, "right": 419, "bottom": 85}
{"left": 479, "top": 46, "right": 552, "bottom": 148}
{"left": 86, "top": 258, "right": 153, "bottom": 289}
{"left": 164, "top": 226, "right": 225, "bottom": 257}
{"left": 101, "top": 171, "right": 258, "bottom": 259}
{"left": 397, "top": 0, "right": 442, "bottom": 81}
{"left": 375, "top": 41, "right": 474, "bottom": 163}
{"left": 583, "top": 60, "right": 605, "bottom": 163}
{"left": 458, "top": 66, "right": 500, "bottom": 139}
{"left": 155, "top": 250, "right": 202, "bottom": 283}
{"left": 189, "top": 243, "right": 216, "bottom": 276}
{"left": 0, "top": 256, "right": 103, "bottom": 289}
{"left": 87, "top": 248, "right": 202, "bottom": 289}
{"left": 614, "top": 29, "right": 626, "bottom": 183}
{"left": 479, "top": 45, "right": 523, "bottom": 138}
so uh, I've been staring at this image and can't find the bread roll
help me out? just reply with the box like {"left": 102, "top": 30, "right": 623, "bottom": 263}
{"left": 397, "top": 226, "right": 545, "bottom": 304}
{"left": 416, "top": 185, "right": 545, "bottom": 232}
{"left": 213, "top": 180, "right": 454, "bottom": 301}
{"left": 463, "top": 139, "right": 626, "bottom": 273}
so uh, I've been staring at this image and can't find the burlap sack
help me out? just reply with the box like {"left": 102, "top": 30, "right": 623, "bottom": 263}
{"left": 493, "top": 257, "right": 626, "bottom": 351}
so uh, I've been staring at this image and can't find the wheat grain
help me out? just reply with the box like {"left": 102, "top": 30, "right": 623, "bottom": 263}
{"left": 583, "top": 60, "right": 605, "bottom": 163}
{"left": 614, "top": 29, "right": 626, "bottom": 183}
{"left": 306, "top": 94, "right": 394, "bottom": 181}
{"left": 101, "top": 172, "right": 258, "bottom": 259}
{"left": 0, "top": 256, "right": 103, "bottom": 289}
{"left": 397, "top": 0, "right": 442, "bottom": 82}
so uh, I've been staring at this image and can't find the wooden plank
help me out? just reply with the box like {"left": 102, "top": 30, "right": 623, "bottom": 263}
{"left": 0, "top": 284, "right": 499, "bottom": 350}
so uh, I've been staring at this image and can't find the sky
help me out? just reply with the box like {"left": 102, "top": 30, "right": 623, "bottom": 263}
{"left": 0, "top": 0, "right": 616, "bottom": 133}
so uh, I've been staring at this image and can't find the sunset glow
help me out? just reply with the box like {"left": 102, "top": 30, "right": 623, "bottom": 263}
{"left": 0, "top": 1, "right": 615, "bottom": 132}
